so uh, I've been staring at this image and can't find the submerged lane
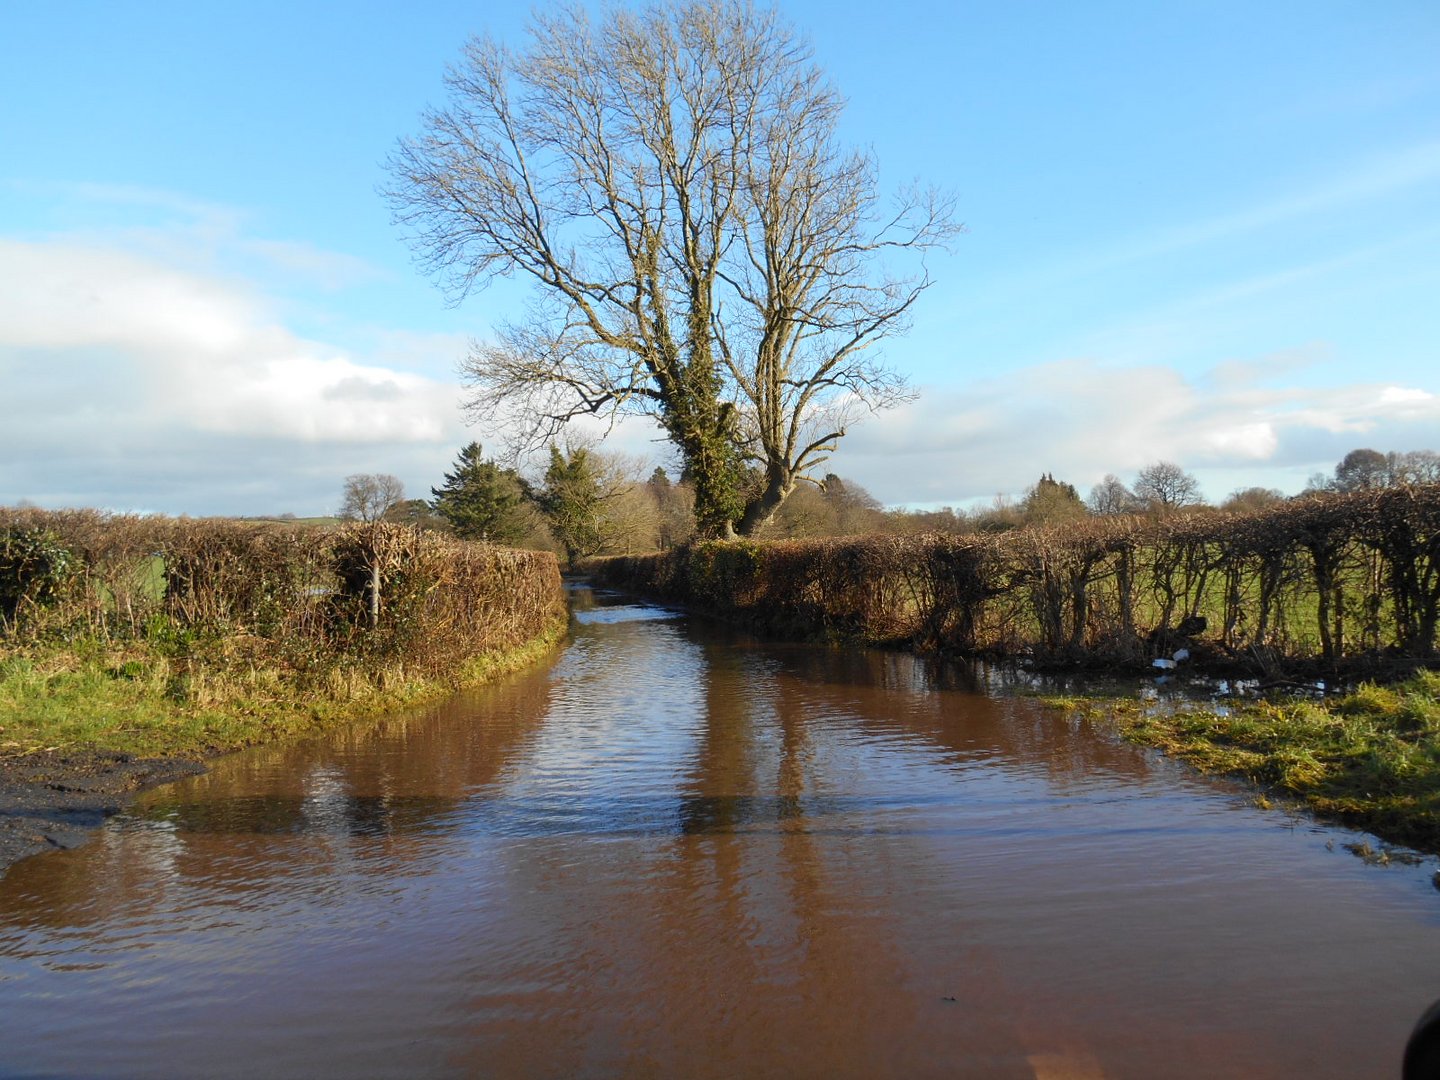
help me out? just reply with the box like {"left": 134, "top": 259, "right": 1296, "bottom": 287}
{"left": 1, "top": 587, "right": 1439, "bottom": 1078}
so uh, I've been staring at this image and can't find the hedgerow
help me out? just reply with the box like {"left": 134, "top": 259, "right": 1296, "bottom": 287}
{"left": 589, "top": 485, "right": 1440, "bottom": 672}
{"left": 0, "top": 509, "right": 565, "bottom": 693}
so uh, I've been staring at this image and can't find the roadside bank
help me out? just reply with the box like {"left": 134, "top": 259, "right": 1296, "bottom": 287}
{"left": 1043, "top": 669, "right": 1440, "bottom": 858}
{"left": 1, "top": 511, "right": 572, "bottom": 878}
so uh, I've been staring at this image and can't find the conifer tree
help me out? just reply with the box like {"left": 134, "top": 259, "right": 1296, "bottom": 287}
{"left": 540, "top": 446, "right": 603, "bottom": 565}
{"left": 430, "top": 442, "right": 529, "bottom": 544}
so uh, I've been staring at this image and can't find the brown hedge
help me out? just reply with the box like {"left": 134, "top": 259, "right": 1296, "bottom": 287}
{"left": 0, "top": 509, "right": 565, "bottom": 684}
{"left": 588, "top": 485, "right": 1440, "bottom": 671}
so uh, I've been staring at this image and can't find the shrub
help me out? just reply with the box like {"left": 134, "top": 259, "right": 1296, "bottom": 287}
{"left": 0, "top": 527, "right": 76, "bottom": 623}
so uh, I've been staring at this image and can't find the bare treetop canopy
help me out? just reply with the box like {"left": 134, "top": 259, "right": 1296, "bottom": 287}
{"left": 387, "top": 1, "right": 958, "bottom": 536}
{"left": 339, "top": 473, "right": 405, "bottom": 523}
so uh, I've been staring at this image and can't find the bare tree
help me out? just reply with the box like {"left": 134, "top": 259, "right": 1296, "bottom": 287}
{"left": 1087, "top": 474, "right": 1139, "bottom": 515}
{"left": 336, "top": 473, "right": 406, "bottom": 629}
{"left": 1390, "top": 449, "right": 1440, "bottom": 485}
{"left": 1133, "top": 461, "right": 1202, "bottom": 512}
{"left": 647, "top": 468, "right": 697, "bottom": 549}
{"left": 339, "top": 474, "right": 406, "bottom": 523}
{"left": 386, "top": 2, "right": 957, "bottom": 536}
{"left": 1314, "top": 448, "right": 1440, "bottom": 491}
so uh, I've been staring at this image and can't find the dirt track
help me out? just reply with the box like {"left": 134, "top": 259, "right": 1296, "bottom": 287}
{"left": 0, "top": 751, "right": 205, "bottom": 878}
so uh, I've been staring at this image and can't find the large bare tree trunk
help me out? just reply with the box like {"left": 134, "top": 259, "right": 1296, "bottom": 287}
{"left": 737, "top": 467, "right": 795, "bottom": 537}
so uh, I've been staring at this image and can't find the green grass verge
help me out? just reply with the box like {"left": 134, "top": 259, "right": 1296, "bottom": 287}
{"left": 0, "top": 617, "right": 567, "bottom": 762}
{"left": 1043, "top": 670, "right": 1440, "bottom": 853}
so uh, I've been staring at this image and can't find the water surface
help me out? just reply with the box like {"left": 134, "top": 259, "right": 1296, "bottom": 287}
{"left": 2, "top": 587, "right": 1438, "bottom": 1078}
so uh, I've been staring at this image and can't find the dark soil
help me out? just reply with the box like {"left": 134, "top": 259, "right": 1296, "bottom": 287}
{"left": 0, "top": 751, "right": 205, "bottom": 878}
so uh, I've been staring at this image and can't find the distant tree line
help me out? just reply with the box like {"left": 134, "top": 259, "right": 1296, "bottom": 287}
{"left": 892, "top": 448, "right": 1438, "bottom": 536}
{"left": 338, "top": 445, "right": 1438, "bottom": 560}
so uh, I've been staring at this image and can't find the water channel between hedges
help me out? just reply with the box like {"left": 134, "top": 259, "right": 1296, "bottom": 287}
{"left": 2, "top": 584, "right": 1439, "bottom": 1079}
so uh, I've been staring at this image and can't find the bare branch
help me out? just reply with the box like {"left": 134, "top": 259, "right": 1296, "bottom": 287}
{"left": 387, "top": 1, "right": 958, "bottom": 535}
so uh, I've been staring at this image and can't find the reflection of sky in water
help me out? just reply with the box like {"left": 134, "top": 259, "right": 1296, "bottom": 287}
{"left": 571, "top": 602, "right": 682, "bottom": 625}
{"left": 479, "top": 616, "right": 707, "bottom": 836}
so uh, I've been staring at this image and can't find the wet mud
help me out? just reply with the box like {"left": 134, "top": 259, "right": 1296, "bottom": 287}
{"left": 0, "top": 751, "right": 205, "bottom": 875}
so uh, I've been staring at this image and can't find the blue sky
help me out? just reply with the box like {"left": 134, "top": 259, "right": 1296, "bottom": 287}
{"left": 2, "top": 1, "right": 1436, "bottom": 515}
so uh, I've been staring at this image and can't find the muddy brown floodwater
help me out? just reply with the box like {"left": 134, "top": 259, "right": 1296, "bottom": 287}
{"left": 2, "top": 586, "right": 1439, "bottom": 1079}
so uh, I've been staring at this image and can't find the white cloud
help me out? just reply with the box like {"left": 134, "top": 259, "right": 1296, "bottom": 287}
{"left": 1377, "top": 386, "right": 1433, "bottom": 408}
{"left": 832, "top": 354, "right": 1440, "bottom": 506}
{"left": 0, "top": 239, "right": 262, "bottom": 353}
{"left": 1202, "top": 422, "right": 1278, "bottom": 460}
{"left": 0, "top": 206, "right": 684, "bottom": 515}
{"left": 0, "top": 237, "right": 460, "bottom": 445}
{"left": 0, "top": 230, "right": 472, "bottom": 514}
{"left": 4, "top": 179, "right": 1435, "bottom": 518}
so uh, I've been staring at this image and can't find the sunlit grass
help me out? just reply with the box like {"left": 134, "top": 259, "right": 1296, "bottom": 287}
{"left": 0, "top": 619, "right": 567, "bottom": 761}
{"left": 1044, "top": 670, "right": 1440, "bottom": 852}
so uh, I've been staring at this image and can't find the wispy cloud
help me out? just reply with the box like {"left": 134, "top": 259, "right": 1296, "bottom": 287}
{"left": 1053, "top": 225, "right": 1440, "bottom": 371}
{"left": 935, "top": 139, "right": 1440, "bottom": 344}
{"left": 6, "top": 180, "right": 245, "bottom": 227}
{"left": 1070, "top": 140, "right": 1440, "bottom": 279}
{"left": 5, "top": 180, "right": 389, "bottom": 293}
{"left": 239, "top": 238, "right": 385, "bottom": 291}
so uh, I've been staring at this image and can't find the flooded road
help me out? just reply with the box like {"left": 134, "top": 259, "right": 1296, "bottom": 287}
{"left": 2, "top": 586, "right": 1438, "bottom": 1078}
